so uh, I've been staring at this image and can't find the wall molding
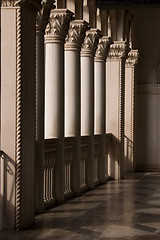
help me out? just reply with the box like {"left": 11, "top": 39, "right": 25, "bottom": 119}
{"left": 137, "top": 84, "right": 160, "bottom": 95}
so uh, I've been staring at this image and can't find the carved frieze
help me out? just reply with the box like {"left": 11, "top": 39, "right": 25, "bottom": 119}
{"left": 2, "top": 0, "right": 42, "bottom": 13}
{"left": 125, "top": 50, "right": 139, "bottom": 67}
{"left": 45, "top": 9, "right": 74, "bottom": 43}
{"left": 95, "top": 36, "right": 113, "bottom": 62}
{"left": 65, "top": 20, "right": 89, "bottom": 50}
{"left": 36, "top": 0, "right": 55, "bottom": 33}
{"left": 81, "top": 29, "right": 102, "bottom": 56}
{"left": 108, "top": 41, "right": 130, "bottom": 60}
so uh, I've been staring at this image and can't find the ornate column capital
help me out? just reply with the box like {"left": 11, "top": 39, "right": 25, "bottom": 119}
{"left": 95, "top": 36, "right": 113, "bottom": 62}
{"left": 108, "top": 41, "right": 131, "bottom": 60}
{"left": 36, "top": 0, "right": 55, "bottom": 34}
{"left": 2, "top": 0, "right": 42, "bottom": 13}
{"left": 125, "top": 50, "right": 139, "bottom": 67}
{"left": 45, "top": 9, "right": 74, "bottom": 44}
{"left": 65, "top": 20, "right": 89, "bottom": 51}
{"left": 81, "top": 29, "right": 102, "bottom": 57}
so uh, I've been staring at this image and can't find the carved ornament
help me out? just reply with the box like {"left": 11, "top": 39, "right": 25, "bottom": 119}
{"left": 65, "top": 20, "right": 89, "bottom": 50}
{"left": 95, "top": 36, "right": 113, "bottom": 62}
{"left": 2, "top": 0, "right": 42, "bottom": 13}
{"left": 36, "top": 0, "right": 55, "bottom": 33}
{"left": 81, "top": 29, "right": 102, "bottom": 56}
{"left": 108, "top": 41, "right": 130, "bottom": 60}
{"left": 125, "top": 50, "right": 139, "bottom": 66}
{"left": 45, "top": 9, "right": 74, "bottom": 43}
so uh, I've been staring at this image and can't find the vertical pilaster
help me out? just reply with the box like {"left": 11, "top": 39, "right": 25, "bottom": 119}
{"left": 94, "top": 36, "right": 113, "bottom": 183}
{"left": 1, "top": 0, "right": 42, "bottom": 230}
{"left": 45, "top": 9, "right": 73, "bottom": 203}
{"left": 65, "top": 20, "right": 88, "bottom": 195}
{"left": 106, "top": 41, "right": 130, "bottom": 180}
{"left": 125, "top": 50, "right": 138, "bottom": 174}
{"left": 81, "top": 29, "right": 102, "bottom": 189}
{"left": 35, "top": 0, "right": 55, "bottom": 213}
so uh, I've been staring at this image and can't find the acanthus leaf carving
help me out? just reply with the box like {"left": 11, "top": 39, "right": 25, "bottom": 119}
{"left": 108, "top": 41, "right": 130, "bottom": 60}
{"left": 36, "top": 0, "right": 55, "bottom": 33}
{"left": 125, "top": 50, "right": 139, "bottom": 66}
{"left": 45, "top": 9, "right": 74, "bottom": 42}
{"left": 81, "top": 29, "right": 102, "bottom": 56}
{"left": 65, "top": 20, "right": 89, "bottom": 49}
{"left": 95, "top": 36, "right": 113, "bottom": 61}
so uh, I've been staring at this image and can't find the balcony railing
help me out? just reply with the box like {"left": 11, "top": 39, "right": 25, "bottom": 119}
{"left": 44, "top": 134, "right": 111, "bottom": 207}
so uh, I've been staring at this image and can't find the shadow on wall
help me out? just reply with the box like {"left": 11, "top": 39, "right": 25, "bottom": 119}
{"left": 0, "top": 151, "right": 15, "bottom": 230}
{"left": 124, "top": 135, "right": 134, "bottom": 174}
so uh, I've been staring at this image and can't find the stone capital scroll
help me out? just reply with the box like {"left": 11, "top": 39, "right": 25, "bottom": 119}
{"left": 2, "top": 0, "right": 42, "bottom": 13}
{"left": 45, "top": 9, "right": 74, "bottom": 44}
{"left": 81, "top": 29, "right": 102, "bottom": 57}
{"left": 65, "top": 20, "right": 89, "bottom": 50}
{"left": 95, "top": 36, "right": 113, "bottom": 62}
{"left": 108, "top": 41, "right": 131, "bottom": 60}
{"left": 36, "top": 0, "right": 55, "bottom": 33}
{"left": 125, "top": 50, "right": 139, "bottom": 67}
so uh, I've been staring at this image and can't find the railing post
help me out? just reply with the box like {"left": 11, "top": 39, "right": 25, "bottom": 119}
{"left": 44, "top": 9, "right": 73, "bottom": 203}
{"left": 65, "top": 20, "right": 88, "bottom": 195}
{"left": 81, "top": 29, "right": 102, "bottom": 189}
{"left": 94, "top": 36, "right": 113, "bottom": 183}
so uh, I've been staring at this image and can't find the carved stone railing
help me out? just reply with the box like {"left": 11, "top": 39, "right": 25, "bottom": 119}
{"left": 64, "top": 137, "right": 74, "bottom": 199}
{"left": 80, "top": 136, "right": 89, "bottom": 191}
{"left": 94, "top": 135, "right": 101, "bottom": 185}
{"left": 44, "top": 138, "right": 57, "bottom": 208}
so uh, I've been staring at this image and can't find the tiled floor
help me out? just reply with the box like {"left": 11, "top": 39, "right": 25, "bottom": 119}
{"left": 1, "top": 172, "right": 160, "bottom": 239}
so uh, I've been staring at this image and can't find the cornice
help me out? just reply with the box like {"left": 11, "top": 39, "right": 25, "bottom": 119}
{"left": 108, "top": 41, "right": 130, "bottom": 60}
{"left": 36, "top": 0, "right": 55, "bottom": 33}
{"left": 45, "top": 9, "right": 74, "bottom": 43}
{"left": 65, "top": 20, "right": 89, "bottom": 50}
{"left": 125, "top": 50, "right": 139, "bottom": 67}
{"left": 81, "top": 29, "right": 102, "bottom": 57}
{"left": 95, "top": 36, "right": 113, "bottom": 62}
{"left": 2, "top": 0, "right": 42, "bottom": 13}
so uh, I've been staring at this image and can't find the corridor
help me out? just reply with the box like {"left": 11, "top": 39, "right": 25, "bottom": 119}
{"left": 0, "top": 172, "right": 160, "bottom": 240}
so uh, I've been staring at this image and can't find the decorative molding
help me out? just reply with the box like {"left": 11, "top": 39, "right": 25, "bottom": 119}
{"left": 36, "top": 0, "right": 55, "bottom": 33}
{"left": 65, "top": 20, "right": 89, "bottom": 50}
{"left": 125, "top": 50, "right": 139, "bottom": 67}
{"left": 108, "top": 41, "right": 130, "bottom": 60}
{"left": 45, "top": 9, "right": 74, "bottom": 43}
{"left": 2, "top": 0, "right": 42, "bottom": 13}
{"left": 137, "top": 84, "right": 160, "bottom": 94}
{"left": 81, "top": 29, "right": 102, "bottom": 57}
{"left": 15, "top": 8, "right": 22, "bottom": 231}
{"left": 95, "top": 36, "right": 113, "bottom": 62}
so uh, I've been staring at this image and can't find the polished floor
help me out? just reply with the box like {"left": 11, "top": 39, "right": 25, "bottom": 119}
{"left": 0, "top": 172, "right": 160, "bottom": 239}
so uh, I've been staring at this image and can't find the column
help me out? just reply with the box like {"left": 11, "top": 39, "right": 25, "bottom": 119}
{"left": 94, "top": 36, "right": 113, "bottom": 183}
{"left": 1, "top": 0, "right": 41, "bottom": 230}
{"left": 81, "top": 29, "right": 102, "bottom": 189}
{"left": 106, "top": 41, "right": 130, "bottom": 180}
{"left": 125, "top": 50, "right": 139, "bottom": 173}
{"left": 35, "top": 0, "right": 55, "bottom": 213}
{"left": 65, "top": 20, "right": 88, "bottom": 195}
{"left": 45, "top": 9, "right": 73, "bottom": 203}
